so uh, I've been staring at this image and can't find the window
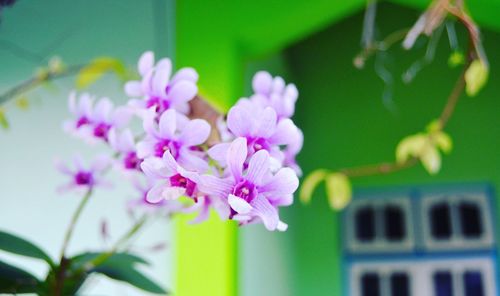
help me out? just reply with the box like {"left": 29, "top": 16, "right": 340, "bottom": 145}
{"left": 361, "top": 273, "right": 380, "bottom": 296}
{"left": 351, "top": 263, "right": 413, "bottom": 296}
{"left": 422, "top": 258, "right": 495, "bottom": 296}
{"left": 463, "top": 271, "right": 484, "bottom": 296}
{"left": 350, "top": 258, "right": 495, "bottom": 296}
{"left": 433, "top": 271, "right": 453, "bottom": 296}
{"left": 345, "top": 197, "right": 414, "bottom": 253}
{"left": 390, "top": 272, "right": 410, "bottom": 296}
{"left": 422, "top": 193, "right": 493, "bottom": 250}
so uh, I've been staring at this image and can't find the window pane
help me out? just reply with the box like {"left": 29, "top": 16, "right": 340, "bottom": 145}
{"left": 430, "top": 203, "right": 452, "bottom": 240}
{"left": 463, "top": 271, "right": 484, "bottom": 296}
{"left": 355, "top": 206, "right": 375, "bottom": 242}
{"left": 433, "top": 271, "right": 453, "bottom": 296}
{"left": 361, "top": 273, "right": 380, "bottom": 296}
{"left": 391, "top": 272, "right": 410, "bottom": 296}
{"left": 459, "top": 202, "right": 483, "bottom": 238}
{"left": 385, "top": 206, "right": 406, "bottom": 241}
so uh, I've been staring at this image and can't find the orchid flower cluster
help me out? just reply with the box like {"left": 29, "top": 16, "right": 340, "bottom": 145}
{"left": 59, "top": 51, "right": 303, "bottom": 231}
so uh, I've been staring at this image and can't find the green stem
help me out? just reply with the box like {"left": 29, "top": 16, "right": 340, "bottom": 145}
{"left": 59, "top": 188, "right": 93, "bottom": 261}
{"left": 82, "top": 214, "right": 148, "bottom": 271}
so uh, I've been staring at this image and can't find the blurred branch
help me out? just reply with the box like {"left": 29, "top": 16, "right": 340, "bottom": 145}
{"left": 337, "top": 55, "right": 469, "bottom": 179}
{"left": 0, "top": 63, "right": 85, "bottom": 105}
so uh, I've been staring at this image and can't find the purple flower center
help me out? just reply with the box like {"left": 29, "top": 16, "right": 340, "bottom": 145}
{"left": 74, "top": 171, "right": 93, "bottom": 185}
{"left": 93, "top": 123, "right": 111, "bottom": 140}
{"left": 169, "top": 174, "right": 197, "bottom": 197}
{"left": 233, "top": 180, "right": 257, "bottom": 203}
{"left": 146, "top": 96, "right": 170, "bottom": 113}
{"left": 76, "top": 116, "right": 90, "bottom": 128}
{"left": 124, "top": 152, "right": 141, "bottom": 170}
{"left": 154, "top": 139, "right": 180, "bottom": 158}
{"left": 249, "top": 138, "right": 270, "bottom": 154}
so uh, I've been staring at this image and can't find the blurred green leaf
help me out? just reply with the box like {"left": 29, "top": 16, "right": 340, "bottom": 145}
{"left": 68, "top": 252, "right": 165, "bottom": 294}
{"left": 76, "top": 57, "right": 127, "bottom": 89}
{"left": 0, "top": 230, "right": 53, "bottom": 265}
{"left": 0, "top": 108, "right": 8, "bottom": 129}
{"left": 433, "top": 131, "right": 452, "bottom": 154}
{"left": 94, "top": 265, "right": 167, "bottom": 294}
{"left": 300, "top": 169, "right": 328, "bottom": 204}
{"left": 420, "top": 146, "right": 441, "bottom": 175}
{"left": 70, "top": 252, "right": 149, "bottom": 272}
{"left": 395, "top": 133, "right": 427, "bottom": 164}
{"left": 325, "top": 172, "right": 352, "bottom": 210}
{"left": 425, "top": 119, "right": 442, "bottom": 133}
{"left": 15, "top": 96, "right": 29, "bottom": 110}
{"left": 448, "top": 51, "right": 464, "bottom": 68}
{"left": 0, "top": 259, "right": 39, "bottom": 294}
{"left": 465, "top": 59, "right": 489, "bottom": 96}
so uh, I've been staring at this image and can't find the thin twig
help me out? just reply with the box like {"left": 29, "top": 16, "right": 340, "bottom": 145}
{"left": 0, "top": 64, "right": 84, "bottom": 105}
{"left": 336, "top": 49, "right": 471, "bottom": 179}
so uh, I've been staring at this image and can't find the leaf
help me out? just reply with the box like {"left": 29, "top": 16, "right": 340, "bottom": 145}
{"left": 15, "top": 96, "right": 29, "bottom": 110}
{"left": 420, "top": 146, "right": 441, "bottom": 175}
{"left": 465, "top": 59, "right": 489, "bottom": 96}
{"left": 434, "top": 131, "right": 452, "bottom": 154}
{"left": 71, "top": 252, "right": 165, "bottom": 294}
{"left": 0, "top": 230, "right": 53, "bottom": 265}
{"left": 395, "top": 133, "right": 427, "bottom": 164}
{"left": 0, "top": 259, "right": 39, "bottom": 294}
{"left": 448, "top": 51, "right": 464, "bottom": 68}
{"left": 299, "top": 169, "right": 328, "bottom": 204}
{"left": 325, "top": 173, "right": 352, "bottom": 210}
{"left": 94, "top": 265, "right": 167, "bottom": 294}
{"left": 0, "top": 108, "right": 8, "bottom": 129}
{"left": 76, "top": 57, "right": 127, "bottom": 89}
{"left": 425, "top": 119, "right": 442, "bottom": 133}
{"left": 70, "top": 252, "right": 149, "bottom": 272}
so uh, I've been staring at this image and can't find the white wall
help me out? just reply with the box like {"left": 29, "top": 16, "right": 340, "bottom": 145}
{"left": 0, "top": 1, "right": 174, "bottom": 295}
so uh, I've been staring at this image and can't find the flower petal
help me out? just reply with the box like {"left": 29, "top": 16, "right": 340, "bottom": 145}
{"left": 54, "top": 158, "right": 72, "bottom": 175}
{"left": 255, "top": 107, "right": 277, "bottom": 139}
{"left": 227, "top": 137, "right": 247, "bottom": 181}
{"left": 93, "top": 98, "right": 113, "bottom": 122}
{"left": 177, "top": 151, "right": 209, "bottom": 173}
{"left": 268, "top": 118, "right": 299, "bottom": 146}
{"left": 260, "top": 167, "right": 299, "bottom": 197}
{"left": 250, "top": 195, "right": 279, "bottom": 231}
{"left": 136, "top": 138, "right": 156, "bottom": 159}
{"left": 171, "top": 67, "right": 199, "bottom": 84}
{"left": 198, "top": 175, "right": 233, "bottom": 198}
{"left": 124, "top": 81, "right": 143, "bottom": 97}
{"left": 246, "top": 150, "right": 270, "bottom": 185}
{"left": 227, "top": 105, "right": 251, "bottom": 137}
{"left": 228, "top": 194, "right": 252, "bottom": 214}
{"left": 158, "top": 109, "right": 177, "bottom": 138}
{"left": 138, "top": 51, "right": 154, "bottom": 76}
{"left": 141, "top": 156, "right": 176, "bottom": 179}
{"left": 277, "top": 221, "right": 288, "bottom": 232}
{"left": 168, "top": 80, "right": 197, "bottom": 105}
{"left": 179, "top": 119, "right": 210, "bottom": 146}
{"left": 252, "top": 71, "right": 273, "bottom": 95}
{"left": 152, "top": 61, "right": 172, "bottom": 97}
{"left": 146, "top": 182, "right": 168, "bottom": 203}
{"left": 208, "top": 143, "right": 230, "bottom": 167}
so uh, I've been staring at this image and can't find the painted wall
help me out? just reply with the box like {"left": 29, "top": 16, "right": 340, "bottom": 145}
{"left": 0, "top": 1, "right": 175, "bottom": 295}
{"left": 240, "top": 3, "right": 500, "bottom": 295}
